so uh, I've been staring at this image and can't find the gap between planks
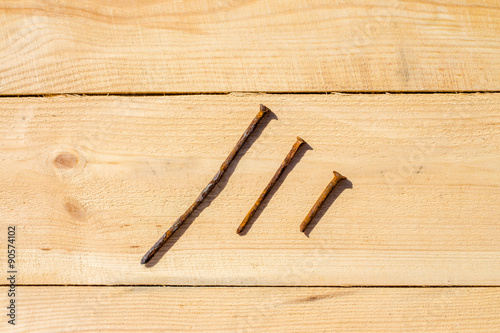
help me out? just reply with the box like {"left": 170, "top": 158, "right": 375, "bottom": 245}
{"left": 1, "top": 91, "right": 500, "bottom": 98}
{"left": 3, "top": 285, "right": 500, "bottom": 288}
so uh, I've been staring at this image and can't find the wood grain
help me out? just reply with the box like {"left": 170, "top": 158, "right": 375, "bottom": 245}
{"left": 0, "top": 0, "right": 499, "bottom": 94}
{"left": 1, "top": 287, "right": 499, "bottom": 332}
{"left": 0, "top": 94, "right": 499, "bottom": 285}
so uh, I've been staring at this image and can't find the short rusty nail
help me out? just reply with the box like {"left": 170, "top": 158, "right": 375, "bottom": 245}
{"left": 141, "top": 104, "right": 270, "bottom": 264}
{"left": 300, "top": 171, "right": 346, "bottom": 232}
{"left": 237, "top": 137, "right": 305, "bottom": 234}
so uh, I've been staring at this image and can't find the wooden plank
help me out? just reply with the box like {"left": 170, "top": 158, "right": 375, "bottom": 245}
{"left": 1, "top": 287, "right": 499, "bottom": 332}
{"left": 0, "top": 94, "right": 499, "bottom": 285}
{"left": 0, "top": 1, "right": 499, "bottom": 94}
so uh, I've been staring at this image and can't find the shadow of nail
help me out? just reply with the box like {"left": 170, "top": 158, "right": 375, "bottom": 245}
{"left": 144, "top": 108, "right": 277, "bottom": 267}
{"left": 303, "top": 178, "right": 353, "bottom": 237}
{"left": 238, "top": 140, "right": 313, "bottom": 236}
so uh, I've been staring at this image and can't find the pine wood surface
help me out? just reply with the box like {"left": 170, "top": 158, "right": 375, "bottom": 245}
{"left": 0, "top": 0, "right": 499, "bottom": 94}
{"left": 1, "top": 287, "right": 500, "bottom": 332}
{"left": 1, "top": 94, "right": 498, "bottom": 286}
{"left": 2, "top": 1, "right": 500, "bottom": 331}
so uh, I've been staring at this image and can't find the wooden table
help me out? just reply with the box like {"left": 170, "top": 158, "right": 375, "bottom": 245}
{"left": 1, "top": 1, "right": 499, "bottom": 332}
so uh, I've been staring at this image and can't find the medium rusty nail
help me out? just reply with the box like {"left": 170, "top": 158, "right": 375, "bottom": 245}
{"left": 237, "top": 137, "right": 305, "bottom": 234}
{"left": 141, "top": 104, "right": 270, "bottom": 264}
{"left": 299, "top": 171, "right": 346, "bottom": 232}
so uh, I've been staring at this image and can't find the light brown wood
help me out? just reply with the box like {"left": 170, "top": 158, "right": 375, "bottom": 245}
{"left": 1, "top": 287, "right": 499, "bottom": 332}
{"left": 0, "top": 94, "right": 499, "bottom": 285}
{"left": 0, "top": 0, "right": 499, "bottom": 94}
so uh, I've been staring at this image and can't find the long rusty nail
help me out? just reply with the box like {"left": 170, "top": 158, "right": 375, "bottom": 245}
{"left": 300, "top": 171, "right": 346, "bottom": 232}
{"left": 141, "top": 104, "right": 270, "bottom": 264}
{"left": 237, "top": 137, "right": 305, "bottom": 234}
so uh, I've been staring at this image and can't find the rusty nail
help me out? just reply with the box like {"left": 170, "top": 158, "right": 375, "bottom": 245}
{"left": 237, "top": 136, "right": 305, "bottom": 234}
{"left": 299, "top": 171, "right": 346, "bottom": 232}
{"left": 141, "top": 104, "right": 270, "bottom": 264}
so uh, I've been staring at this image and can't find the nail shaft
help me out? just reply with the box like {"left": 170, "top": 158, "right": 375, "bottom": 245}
{"left": 141, "top": 104, "right": 270, "bottom": 264}
{"left": 237, "top": 137, "right": 305, "bottom": 234}
{"left": 299, "top": 171, "right": 346, "bottom": 232}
